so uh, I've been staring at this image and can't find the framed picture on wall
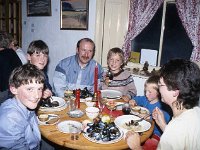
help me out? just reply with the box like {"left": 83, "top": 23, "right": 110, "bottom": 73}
{"left": 60, "top": 0, "right": 89, "bottom": 30}
{"left": 27, "top": 0, "right": 51, "bottom": 16}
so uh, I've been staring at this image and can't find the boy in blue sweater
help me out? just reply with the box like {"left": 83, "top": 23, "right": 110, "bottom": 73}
{"left": 129, "top": 75, "right": 171, "bottom": 138}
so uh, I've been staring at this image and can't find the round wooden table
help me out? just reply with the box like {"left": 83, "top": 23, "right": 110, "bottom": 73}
{"left": 38, "top": 100, "right": 154, "bottom": 150}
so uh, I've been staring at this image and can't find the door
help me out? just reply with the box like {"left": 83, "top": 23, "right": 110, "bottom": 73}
{"left": 94, "top": 0, "right": 129, "bottom": 67}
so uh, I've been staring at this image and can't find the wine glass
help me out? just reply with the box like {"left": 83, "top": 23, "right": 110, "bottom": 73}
{"left": 122, "top": 103, "right": 131, "bottom": 115}
{"left": 107, "top": 100, "right": 116, "bottom": 120}
{"left": 98, "top": 99, "right": 106, "bottom": 115}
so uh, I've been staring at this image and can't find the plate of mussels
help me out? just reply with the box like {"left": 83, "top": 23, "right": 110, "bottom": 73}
{"left": 40, "top": 96, "right": 66, "bottom": 109}
{"left": 83, "top": 121, "right": 124, "bottom": 144}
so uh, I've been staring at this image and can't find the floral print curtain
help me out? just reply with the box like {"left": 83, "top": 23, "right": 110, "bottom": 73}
{"left": 122, "top": 0, "right": 164, "bottom": 60}
{"left": 176, "top": 0, "right": 200, "bottom": 62}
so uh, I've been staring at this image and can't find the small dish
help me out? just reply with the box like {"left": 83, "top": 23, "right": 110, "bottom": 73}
{"left": 131, "top": 106, "right": 150, "bottom": 115}
{"left": 68, "top": 109, "right": 84, "bottom": 118}
{"left": 38, "top": 114, "right": 60, "bottom": 125}
{"left": 38, "top": 114, "right": 49, "bottom": 122}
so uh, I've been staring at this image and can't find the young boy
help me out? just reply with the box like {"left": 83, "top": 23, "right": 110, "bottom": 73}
{"left": 101, "top": 47, "right": 137, "bottom": 101}
{"left": 129, "top": 75, "right": 171, "bottom": 137}
{"left": 0, "top": 64, "right": 45, "bottom": 149}
{"left": 27, "top": 40, "right": 53, "bottom": 99}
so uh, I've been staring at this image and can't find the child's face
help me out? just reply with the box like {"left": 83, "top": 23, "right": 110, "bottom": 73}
{"left": 28, "top": 52, "right": 48, "bottom": 70}
{"left": 145, "top": 83, "right": 159, "bottom": 103}
{"left": 10, "top": 80, "right": 44, "bottom": 110}
{"left": 108, "top": 53, "right": 123, "bottom": 73}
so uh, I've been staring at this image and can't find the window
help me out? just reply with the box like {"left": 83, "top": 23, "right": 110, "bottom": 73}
{"left": 0, "top": 0, "right": 22, "bottom": 46}
{"left": 131, "top": 0, "right": 193, "bottom": 66}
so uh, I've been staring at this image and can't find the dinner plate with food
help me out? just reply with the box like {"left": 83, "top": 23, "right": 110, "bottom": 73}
{"left": 57, "top": 120, "right": 83, "bottom": 134}
{"left": 114, "top": 115, "right": 151, "bottom": 133}
{"left": 40, "top": 96, "right": 66, "bottom": 108}
{"left": 83, "top": 120, "right": 124, "bottom": 144}
{"left": 39, "top": 96, "right": 67, "bottom": 111}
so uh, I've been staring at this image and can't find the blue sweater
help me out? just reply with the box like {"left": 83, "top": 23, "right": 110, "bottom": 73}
{"left": 132, "top": 96, "right": 171, "bottom": 137}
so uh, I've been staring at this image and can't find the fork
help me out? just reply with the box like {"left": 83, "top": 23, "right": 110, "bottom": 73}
{"left": 129, "top": 113, "right": 151, "bottom": 123}
{"left": 68, "top": 124, "right": 85, "bottom": 134}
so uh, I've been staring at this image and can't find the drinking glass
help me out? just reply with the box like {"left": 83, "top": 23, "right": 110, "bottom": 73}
{"left": 122, "top": 103, "right": 131, "bottom": 115}
{"left": 64, "top": 90, "right": 73, "bottom": 106}
{"left": 99, "top": 99, "right": 106, "bottom": 114}
{"left": 70, "top": 126, "right": 80, "bottom": 141}
{"left": 69, "top": 99, "right": 76, "bottom": 112}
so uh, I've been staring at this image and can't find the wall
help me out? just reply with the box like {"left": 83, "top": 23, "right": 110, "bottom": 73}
{"left": 21, "top": 0, "right": 97, "bottom": 86}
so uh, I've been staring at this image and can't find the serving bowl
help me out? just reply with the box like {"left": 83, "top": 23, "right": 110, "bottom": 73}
{"left": 85, "top": 97, "right": 95, "bottom": 107}
{"left": 85, "top": 107, "right": 99, "bottom": 120}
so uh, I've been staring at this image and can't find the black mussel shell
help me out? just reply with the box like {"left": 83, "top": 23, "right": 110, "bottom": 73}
{"left": 51, "top": 101, "right": 59, "bottom": 107}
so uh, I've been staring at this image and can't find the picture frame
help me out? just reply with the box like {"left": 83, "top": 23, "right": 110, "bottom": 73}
{"left": 27, "top": 0, "right": 51, "bottom": 16}
{"left": 60, "top": 0, "right": 89, "bottom": 30}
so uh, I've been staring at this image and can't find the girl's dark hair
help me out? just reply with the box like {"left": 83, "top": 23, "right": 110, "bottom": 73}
{"left": 160, "top": 59, "right": 200, "bottom": 109}
{"left": 9, "top": 64, "right": 45, "bottom": 88}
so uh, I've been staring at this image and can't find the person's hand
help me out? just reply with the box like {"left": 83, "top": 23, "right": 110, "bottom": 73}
{"left": 122, "top": 95, "right": 130, "bottom": 102}
{"left": 152, "top": 107, "right": 167, "bottom": 131}
{"left": 129, "top": 99, "right": 137, "bottom": 107}
{"left": 125, "top": 131, "right": 142, "bottom": 150}
{"left": 42, "top": 89, "right": 53, "bottom": 99}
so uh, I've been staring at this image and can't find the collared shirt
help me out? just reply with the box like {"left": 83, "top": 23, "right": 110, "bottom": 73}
{"left": 0, "top": 98, "right": 41, "bottom": 150}
{"left": 53, "top": 55, "right": 104, "bottom": 97}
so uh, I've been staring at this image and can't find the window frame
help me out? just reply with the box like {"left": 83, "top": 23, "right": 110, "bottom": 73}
{"left": 158, "top": 0, "right": 175, "bottom": 66}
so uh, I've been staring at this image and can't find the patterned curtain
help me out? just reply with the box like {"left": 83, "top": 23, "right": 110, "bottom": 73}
{"left": 176, "top": 0, "right": 200, "bottom": 62}
{"left": 122, "top": 0, "right": 164, "bottom": 60}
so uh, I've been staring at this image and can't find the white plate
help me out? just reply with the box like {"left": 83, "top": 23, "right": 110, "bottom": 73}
{"left": 83, "top": 127, "right": 124, "bottom": 144}
{"left": 40, "top": 96, "right": 66, "bottom": 109}
{"left": 101, "top": 90, "right": 122, "bottom": 99}
{"left": 57, "top": 120, "right": 83, "bottom": 133}
{"left": 114, "top": 115, "right": 151, "bottom": 133}
{"left": 37, "top": 114, "right": 60, "bottom": 125}
{"left": 67, "top": 109, "right": 84, "bottom": 118}
{"left": 39, "top": 103, "right": 67, "bottom": 112}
